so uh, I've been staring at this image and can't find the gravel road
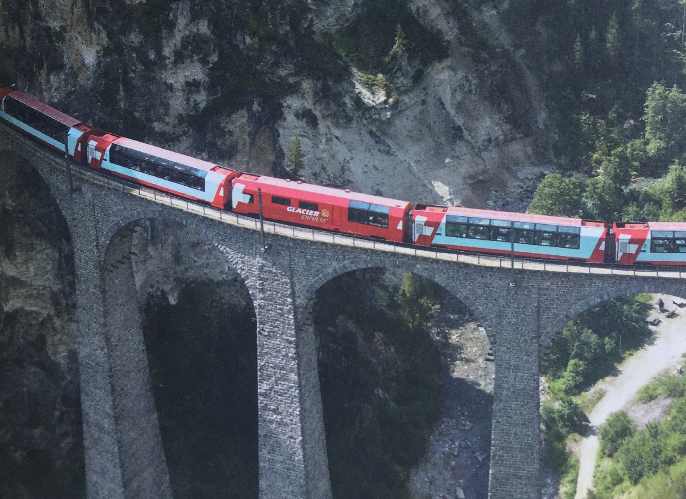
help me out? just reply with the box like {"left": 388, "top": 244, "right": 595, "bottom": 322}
{"left": 574, "top": 295, "right": 686, "bottom": 499}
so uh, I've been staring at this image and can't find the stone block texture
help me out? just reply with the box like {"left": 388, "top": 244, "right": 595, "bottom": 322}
{"left": 4, "top": 123, "right": 686, "bottom": 499}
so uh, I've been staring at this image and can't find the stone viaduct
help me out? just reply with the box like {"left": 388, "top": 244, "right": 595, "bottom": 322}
{"left": 3, "top": 122, "right": 686, "bottom": 499}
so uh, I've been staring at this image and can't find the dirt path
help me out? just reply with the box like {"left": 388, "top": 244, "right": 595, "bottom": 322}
{"left": 575, "top": 295, "right": 686, "bottom": 499}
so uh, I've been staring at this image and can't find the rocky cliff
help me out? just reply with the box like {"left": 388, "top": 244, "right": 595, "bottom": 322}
{"left": 0, "top": 152, "right": 84, "bottom": 498}
{"left": 1, "top": 0, "right": 550, "bottom": 209}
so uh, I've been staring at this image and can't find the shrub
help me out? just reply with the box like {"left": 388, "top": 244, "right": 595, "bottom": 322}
{"left": 598, "top": 411, "right": 637, "bottom": 457}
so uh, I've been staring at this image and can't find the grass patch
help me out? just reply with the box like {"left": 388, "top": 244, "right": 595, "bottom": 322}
{"left": 634, "top": 293, "right": 654, "bottom": 304}
{"left": 636, "top": 370, "right": 686, "bottom": 404}
{"left": 576, "top": 388, "right": 607, "bottom": 415}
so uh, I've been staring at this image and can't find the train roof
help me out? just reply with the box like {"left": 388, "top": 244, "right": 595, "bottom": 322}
{"left": 417, "top": 204, "right": 605, "bottom": 227}
{"left": 236, "top": 174, "right": 412, "bottom": 209}
{"left": 646, "top": 222, "right": 686, "bottom": 231}
{"left": 112, "top": 137, "right": 233, "bottom": 173}
{"left": 614, "top": 221, "right": 686, "bottom": 231}
{"left": 6, "top": 89, "right": 84, "bottom": 128}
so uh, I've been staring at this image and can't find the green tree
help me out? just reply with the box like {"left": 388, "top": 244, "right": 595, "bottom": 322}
{"left": 644, "top": 82, "right": 686, "bottom": 161}
{"left": 616, "top": 423, "right": 663, "bottom": 484}
{"left": 605, "top": 13, "right": 622, "bottom": 59}
{"left": 584, "top": 176, "right": 625, "bottom": 223}
{"left": 528, "top": 173, "right": 587, "bottom": 217}
{"left": 541, "top": 397, "right": 589, "bottom": 439}
{"left": 653, "top": 163, "right": 686, "bottom": 217}
{"left": 598, "top": 410, "right": 637, "bottom": 457}
{"left": 600, "top": 148, "right": 633, "bottom": 188}
{"left": 398, "top": 273, "right": 439, "bottom": 334}
{"left": 286, "top": 137, "right": 304, "bottom": 176}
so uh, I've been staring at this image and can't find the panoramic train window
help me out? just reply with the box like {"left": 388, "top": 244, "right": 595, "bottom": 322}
{"left": 348, "top": 201, "right": 389, "bottom": 228}
{"left": 4, "top": 97, "right": 69, "bottom": 144}
{"left": 535, "top": 231, "right": 557, "bottom": 246}
{"left": 556, "top": 226, "right": 580, "bottom": 249}
{"left": 490, "top": 227, "right": 512, "bottom": 242}
{"left": 489, "top": 219, "right": 513, "bottom": 242}
{"left": 467, "top": 225, "right": 490, "bottom": 240}
{"left": 299, "top": 201, "right": 318, "bottom": 211}
{"left": 109, "top": 145, "right": 206, "bottom": 191}
{"left": 272, "top": 196, "right": 291, "bottom": 206}
{"left": 445, "top": 215, "right": 469, "bottom": 238}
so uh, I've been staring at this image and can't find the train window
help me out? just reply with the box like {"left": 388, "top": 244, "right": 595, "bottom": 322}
{"left": 4, "top": 97, "right": 69, "bottom": 144}
{"left": 515, "top": 229, "right": 535, "bottom": 245}
{"left": 446, "top": 215, "right": 469, "bottom": 224}
{"left": 445, "top": 222, "right": 469, "bottom": 238}
{"left": 535, "top": 231, "right": 557, "bottom": 246}
{"left": 490, "top": 227, "right": 512, "bottom": 242}
{"left": 676, "top": 231, "right": 686, "bottom": 238}
{"left": 491, "top": 219, "right": 512, "bottom": 227}
{"left": 536, "top": 223, "right": 557, "bottom": 232}
{"left": 109, "top": 144, "right": 206, "bottom": 191}
{"left": 652, "top": 231, "right": 673, "bottom": 238}
{"left": 558, "top": 226, "right": 580, "bottom": 235}
{"left": 467, "top": 225, "right": 490, "bottom": 240}
{"left": 272, "top": 196, "right": 291, "bottom": 206}
{"left": 299, "top": 201, "right": 318, "bottom": 211}
{"left": 469, "top": 217, "right": 490, "bottom": 226}
{"left": 556, "top": 233, "right": 580, "bottom": 249}
{"left": 676, "top": 239, "right": 686, "bottom": 253}
{"left": 514, "top": 221, "right": 535, "bottom": 230}
{"left": 651, "top": 238, "right": 674, "bottom": 253}
{"left": 348, "top": 201, "right": 389, "bottom": 228}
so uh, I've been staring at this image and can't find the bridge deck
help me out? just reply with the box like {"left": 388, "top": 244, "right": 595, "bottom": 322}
{"left": 4, "top": 121, "right": 686, "bottom": 279}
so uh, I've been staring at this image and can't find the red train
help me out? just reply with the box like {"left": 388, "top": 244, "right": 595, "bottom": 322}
{"left": 1, "top": 86, "right": 684, "bottom": 266}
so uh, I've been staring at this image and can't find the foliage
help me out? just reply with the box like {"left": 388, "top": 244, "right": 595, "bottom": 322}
{"left": 598, "top": 411, "right": 637, "bottom": 457}
{"left": 503, "top": 0, "right": 686, "bottom": 165}
{"left": 644, "top": 82, "right": 686, "bottom": 162}
{"left": 593, "top": 373, "right": 686, "bottom": 497}
{"left": 528, "top": 173, "right": 586, "bottom": 217}
{"left": 286, "top": 137, "right": 304, "bottom": 177}
{"left": 314, "top": 271, "right": 443, "bottom": 499}
{"left": 542, "top": 297, "right": 651, "bottom": 396}
{"left": 331, "top": 0, "right": 448, "bottom": 73}
{"left": 542, "top": 398, "right": 589, "bottom": 440}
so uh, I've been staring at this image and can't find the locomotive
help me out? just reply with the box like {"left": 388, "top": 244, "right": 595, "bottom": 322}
{"left": 1, "top": 86, "right": 682, "bottom": 266}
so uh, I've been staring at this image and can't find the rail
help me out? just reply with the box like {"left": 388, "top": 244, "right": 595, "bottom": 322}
{"left": 5, "top": 123, "right": 686, "bottom": 279}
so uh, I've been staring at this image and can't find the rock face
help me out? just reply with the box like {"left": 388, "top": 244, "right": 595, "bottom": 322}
{"left": 0, "top": 153, "right": 84, "bottom": 498}
{"left": 1, "top": 0, "right": 550, "bottom": 209}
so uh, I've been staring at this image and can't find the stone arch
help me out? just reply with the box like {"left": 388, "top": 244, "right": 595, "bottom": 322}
{"left": 97, "top": 208, "right": 258, "bottom": 299}
{"left": 100, "top": 216, "right": 261, "bottom": 498}
{"left": 305, "top": 261, "right": 495, "bottom": 499}
{"left": 541, "top": 279, "right": 686, "bottom": 349}
{"left": 0, "top": 147, "right": 75, "bottom": 248}
{"left": 295, "top": 257, "right": 495, "bottom": 340}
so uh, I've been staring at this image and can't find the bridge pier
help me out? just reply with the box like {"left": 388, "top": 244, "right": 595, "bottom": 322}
{"left": 250, "top": 254, "right": 332, "bottom": 499}
{"left": 71, "top": 187, "right": 171, "bottom": 499}
{"left": 70, "top": 188, "right": 127, "bottom": 499}
{"left": 488, "top": 277, "right": 541, "bottom": 499}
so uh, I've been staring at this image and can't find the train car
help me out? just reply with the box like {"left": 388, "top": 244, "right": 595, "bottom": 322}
{"left": 412, "top": 205, "right": 608, "bottom": 262}
{"left": 613, "top": 222, "right": 686, "bottom": 265}
{"left": 231, "top": 174, "right": 412, "bottom": 242}
{"left": 0, "top": 87, "right": 93, "bottom": 162}
{"left": 83, "top": 134, "right": 239, "bottom": 209}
